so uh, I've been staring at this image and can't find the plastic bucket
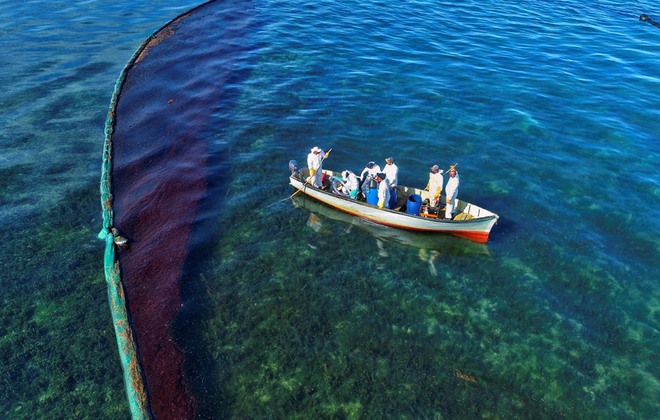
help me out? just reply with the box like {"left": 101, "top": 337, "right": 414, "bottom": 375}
{"left": 406, "top": 194, "right": 422, "bottom": 216}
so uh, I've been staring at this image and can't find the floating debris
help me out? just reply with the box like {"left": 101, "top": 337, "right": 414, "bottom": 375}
{"left": 455, "top": 369, "right": 478, "bottom": 384}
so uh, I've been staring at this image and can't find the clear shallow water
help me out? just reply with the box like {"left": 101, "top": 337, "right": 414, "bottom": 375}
{"left": 0, "top": 1, "right": 203, "bottom": 417}
{"left": 1, "top": 0, "right": 659, "bottom": 418}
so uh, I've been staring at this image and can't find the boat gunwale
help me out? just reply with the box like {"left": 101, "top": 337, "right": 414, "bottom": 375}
{"left": 289, "top": 171, "right": 499, "bottom": 226}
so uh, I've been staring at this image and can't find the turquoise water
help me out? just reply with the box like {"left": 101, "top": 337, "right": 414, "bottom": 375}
{"left": 2, "top": 0, "right": 659, "bottom": 417}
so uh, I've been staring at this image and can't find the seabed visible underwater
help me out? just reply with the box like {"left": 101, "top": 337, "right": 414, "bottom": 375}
{"left": 0, "top": 0, "right": 659, "bottom": 418}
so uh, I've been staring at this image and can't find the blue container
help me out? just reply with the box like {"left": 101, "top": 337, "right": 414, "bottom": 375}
{"left": 406, "top": 194, "right": 422, "bottom": 216}
{"left": 388, "top": 187, "right": 398, "bottom": 209}
{"left": 364, "top": 179, "right": 379, "bottom": 205}
{"left": 366, "top": 188, "right": 379, "bottom": 205}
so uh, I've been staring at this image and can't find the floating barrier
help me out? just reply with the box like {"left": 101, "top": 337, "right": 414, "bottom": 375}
{"left": 99, "top": 2, "right": 220, "bottom": 418}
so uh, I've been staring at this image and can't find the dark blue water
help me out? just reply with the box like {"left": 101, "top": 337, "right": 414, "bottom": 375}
{"left": 1, "top": 0, "right": 658, "bottom": 417}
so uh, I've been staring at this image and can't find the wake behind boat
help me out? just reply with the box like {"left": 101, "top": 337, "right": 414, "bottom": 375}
{"left": 288, "top": 162, "right": 499, "bottom": 243}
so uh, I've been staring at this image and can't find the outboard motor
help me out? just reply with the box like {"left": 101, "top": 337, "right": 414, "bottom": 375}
{"left": 421, "top": 198, "right": 438, "bottom": 215}
{"left": 289, "top": 160, "right": 301, "bottom": 179}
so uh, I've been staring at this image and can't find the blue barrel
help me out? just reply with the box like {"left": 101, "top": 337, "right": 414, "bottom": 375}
{"left": 406, "top": 194, "right": 422, "bottom": 216}
{"left": 364, "top": 179, "right": 379, "bottom": 205}
{"left": 388, "top": 187, "right": 397, "bottom": 209}
{"left": 366, "top": 188, "right": 379, "bottom": 205}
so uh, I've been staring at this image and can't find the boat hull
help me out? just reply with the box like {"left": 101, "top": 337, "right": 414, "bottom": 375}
{"left": 292, "top": 194, "right": 490, "bottom": 255}
{"left": 290, "top": 170, "right": 498, "bottom": 243}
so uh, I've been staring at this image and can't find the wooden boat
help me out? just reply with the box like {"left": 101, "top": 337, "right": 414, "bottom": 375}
{"left": 291, "top": 194, "right": 490, "bottom": 255}
{"left": 289, "top": 165, "right": 499, "bottom": 243}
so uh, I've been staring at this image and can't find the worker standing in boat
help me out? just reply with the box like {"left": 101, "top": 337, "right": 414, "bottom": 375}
{"left": 360, "top": 161, "right": 381, "bottom": 189}
{"left": 307, "top": 146, "right": 329, "bottom": 188}
{"left": 444, "top": 164, "right": 460, "bottom": 219}
{"left": 425, "top": 164, "right": 444, "bottom": 208}
{"left": 375, "top": 172, "right": 391, "bottom": 209}
{"left": 383, "top": 157, "right": 399, "bottom": 209}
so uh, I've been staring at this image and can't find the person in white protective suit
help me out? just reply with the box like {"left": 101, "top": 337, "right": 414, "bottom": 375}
{"left": 444, "top": 164, "right": 460, "bottom": 219}
{"left": 306, "top": 146, "right": 328, "bottom": 187}
{"left": 383, "top": 157, "right": 399, "bottom": 209}
{"left": 359, "top": 161, "right": 381, "bottom": 190}
{"left": 425, "top": 164, "right": 444, "bottom": 207}
{"left": 375, "top": 172, "right": 391, "bottom": 209}
{"left": 341, "top": 170, "right": 360, "bottom": 199}
{"left": 383, "top": 157, "right": 398, "bottom": 188}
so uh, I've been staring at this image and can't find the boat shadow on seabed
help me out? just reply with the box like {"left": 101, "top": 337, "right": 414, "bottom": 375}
{"left": 291, "top": 194, "right": 491, "bottom": 275}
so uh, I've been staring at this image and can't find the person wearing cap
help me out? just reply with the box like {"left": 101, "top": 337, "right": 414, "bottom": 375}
{"left": 375, "top": 172, "right": 391, "bottom": 209}
{"left": 383, "top": 157, "right": 399, "bottom": 208}
{"left": 444, "top": 165, "right": 460, "bottom": 219}
{"left": 425, "top": 164, "right": 444, "bottom": 207}
{"left": 306, "top": 146, "right": 328, "bottom": 188}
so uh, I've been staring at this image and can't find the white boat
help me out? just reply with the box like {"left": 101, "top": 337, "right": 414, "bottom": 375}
{"left": 288, "top": 164, "right": 499, "bottom": 243}
{"left": 291, "top": 194, "right": 490, "bottom": 255}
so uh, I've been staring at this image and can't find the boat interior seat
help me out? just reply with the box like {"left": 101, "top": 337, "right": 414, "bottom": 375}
{"left": 453, "top": 212, "right": 473, "bottom": 221}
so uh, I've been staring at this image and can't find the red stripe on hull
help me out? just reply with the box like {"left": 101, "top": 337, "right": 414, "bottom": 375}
{"left": 449, "top": 230, "right": 490, "bottom": 243}
{"left": 321, "top": 199, "right": 491, "bottom": 243}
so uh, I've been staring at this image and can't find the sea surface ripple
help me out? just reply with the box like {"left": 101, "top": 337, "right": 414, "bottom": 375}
{"left": 0, "top": 0, "right": 658, "bottom": 417}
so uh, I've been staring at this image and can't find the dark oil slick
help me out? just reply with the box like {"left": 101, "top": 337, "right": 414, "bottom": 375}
{"left": 0, "top": 0, "right": 658, "bottom": 418}
{"left": 109, "top": 0, "right": 258, "bottom": 417}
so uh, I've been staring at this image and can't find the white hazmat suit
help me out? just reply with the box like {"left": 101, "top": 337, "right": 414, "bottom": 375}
{"left": 306, "top": 147, "right": 325, "bottom": 187}
{"left": 377, "top": 177, "right": 391, "bottom": 209}
{"left": 342, "top": 170, "right": 360, "bottom": 198}
{"left": 427, "top": 169, "right": 444, "bottom": 207}
{"left": 444, "top": 170, "right": 460, "bottom": 219}
{"left": 383, "top": 159, "right": 399, "bottom": 209}
{"left": 383, "top": 161, "right": 398, "bottom": 188}
{"left": 360, "top": 163, "right": 381, "bottom": 190}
